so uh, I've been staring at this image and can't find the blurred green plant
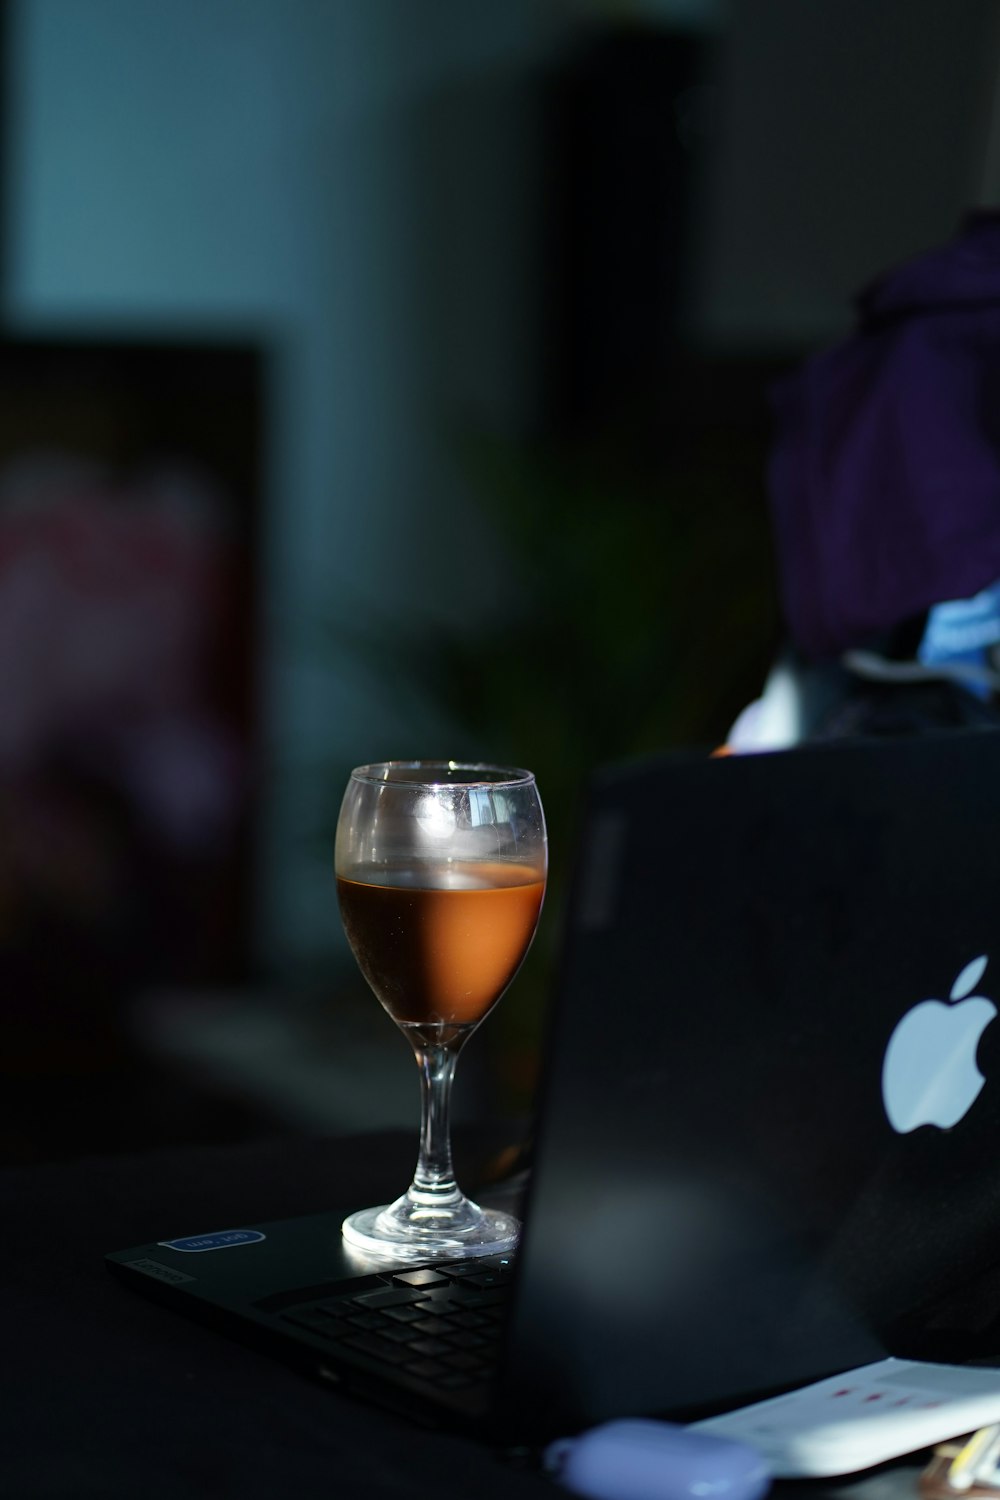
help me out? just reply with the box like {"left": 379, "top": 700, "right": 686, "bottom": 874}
{"left": 313, "top": 413, "right": 780, "bottom": 1109}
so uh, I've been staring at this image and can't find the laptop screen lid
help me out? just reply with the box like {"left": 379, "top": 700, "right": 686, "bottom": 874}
{"left": 499, "top": 732, "right": 1000, "bottom": 1436}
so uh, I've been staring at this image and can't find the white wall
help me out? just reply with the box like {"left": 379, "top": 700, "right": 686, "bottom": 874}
{"left": 3, "top": 0, "right": 567, "bottom": 972}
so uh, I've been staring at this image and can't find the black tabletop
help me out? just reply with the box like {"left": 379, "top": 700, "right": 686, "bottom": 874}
{"left": 1, "top": 1129, "right": 928, "bottom": 1500}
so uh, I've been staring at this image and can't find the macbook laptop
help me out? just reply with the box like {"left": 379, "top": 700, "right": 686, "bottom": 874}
{"left": 107, "top": 731, "right": 1000, "bottom": 1443}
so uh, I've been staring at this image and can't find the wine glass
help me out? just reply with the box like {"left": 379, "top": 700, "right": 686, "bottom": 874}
{"left": 335, "top": 761, "right": 547, "bottom": 1261}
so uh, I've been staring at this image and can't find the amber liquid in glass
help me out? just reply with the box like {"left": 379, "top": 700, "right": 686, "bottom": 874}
{"left": 336, "top": 861, "right": 545, "bottom": 1031}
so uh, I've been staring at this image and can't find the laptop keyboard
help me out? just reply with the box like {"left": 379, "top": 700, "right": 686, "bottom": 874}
{"left": 278, "top": 1254, "right": 513, "bottom": 1394}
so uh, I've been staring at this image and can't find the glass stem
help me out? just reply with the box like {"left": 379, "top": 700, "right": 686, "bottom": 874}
{"left": 408, "top": 1040, "right": 464, "bottom": 1207}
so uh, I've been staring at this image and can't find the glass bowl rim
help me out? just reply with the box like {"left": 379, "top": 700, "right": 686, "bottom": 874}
{"left": 348, "top": 760, "right": 537, "bottom": 790}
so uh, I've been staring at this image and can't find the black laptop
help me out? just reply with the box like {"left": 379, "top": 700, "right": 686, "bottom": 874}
{"left": 107, "top": 731, "right": 1000, "bottom": 1442}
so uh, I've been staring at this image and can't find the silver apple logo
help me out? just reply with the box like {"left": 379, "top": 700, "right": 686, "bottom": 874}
{"left": 882, "top": 955, "right": 996, "bottom": 1133}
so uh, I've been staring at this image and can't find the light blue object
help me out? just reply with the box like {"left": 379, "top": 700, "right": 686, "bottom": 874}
{"left": 919, "top": 580, "right": 1000, "bottom": 698}
{"left": 544, "top": 1419, "right": 772, "bottom": 1500}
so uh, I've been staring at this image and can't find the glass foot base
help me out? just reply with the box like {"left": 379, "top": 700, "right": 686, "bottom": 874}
{"left": 341, "top": 1197, "right": 519, "bottom": 1262}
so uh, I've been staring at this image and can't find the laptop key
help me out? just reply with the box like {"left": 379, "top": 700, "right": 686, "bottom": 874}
{"left": 407, "top": 1337, "right": 452, "bottom": 1358}
{"left": 351, "top": 1286, "right": 427, "bottom": 1310}
{"left": 343, "top": 1334, "right": 412, "bottom": 1366}
{"left": 375, "top": 1323, "right": 417, "bottom": 1345}
{"left": 438, "top": 1255, "right": 513, "bottom": 1278}
{"left": 409, "top": 1316, "right": 451, "bottom": 1336}
{"left": 392, "top": 1268, "right": 449, "bottom": 1288}
{"left": 447, "top": 1330, "right": 489, "bottom": 1350}
{"left": 314, "top": 1300, "right": 354, "bottom": 1321}
{"left": 404, "top": 1358, "right": 448, "bottom": 1379}
{"left": 345, "top": 1311, "right": 389, "bottom": 1331}
{"left": 382, "top": 1304, "right": 425, "bottom": 1324}
{"left": 464, "top": 1288, "right": 507, "bottom": 1308}
{"left": 407, "top": 1290, "right": 452, "bottom": 1314}
{"left": 445, "top": 1309, "right": 491, "bottom": 1331}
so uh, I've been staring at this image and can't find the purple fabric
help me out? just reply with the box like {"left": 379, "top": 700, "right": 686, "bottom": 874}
{"left": 768, "top": 211, "right": 1000, "bottom": 660}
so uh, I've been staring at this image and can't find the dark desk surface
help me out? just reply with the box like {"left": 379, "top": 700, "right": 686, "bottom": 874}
{"left": 1, "top": 1130, "right": 927, "bottom": 1500}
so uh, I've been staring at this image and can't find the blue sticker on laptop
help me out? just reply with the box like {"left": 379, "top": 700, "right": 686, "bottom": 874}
{"left": 158, "top": 1229, "right": 266, "bottom": 1253}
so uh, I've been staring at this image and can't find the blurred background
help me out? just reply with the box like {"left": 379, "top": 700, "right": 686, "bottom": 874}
{"left": 0, "top": 0, "right": 997, "bottom": 1164}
